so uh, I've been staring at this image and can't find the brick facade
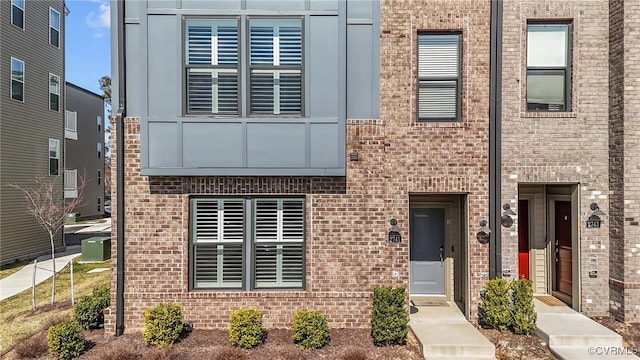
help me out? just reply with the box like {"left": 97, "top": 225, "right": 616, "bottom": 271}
{"left": 106, "top": 0, "right": 492, "bottom": 332}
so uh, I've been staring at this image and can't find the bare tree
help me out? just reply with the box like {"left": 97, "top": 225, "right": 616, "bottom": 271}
{"left": 9, "top": 175, "right": 85, "bottom": 305}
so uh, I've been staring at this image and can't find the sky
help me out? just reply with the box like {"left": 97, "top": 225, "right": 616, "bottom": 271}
{"left": 64, "top": 0, "right": 111, "bottom": 97}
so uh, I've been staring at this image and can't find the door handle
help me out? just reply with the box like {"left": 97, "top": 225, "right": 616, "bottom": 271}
{"left": 439, "top": 245, "right": 444, "bottom": 264}
{"left": 555, "top": 246, "right": 559, "bottom": 263}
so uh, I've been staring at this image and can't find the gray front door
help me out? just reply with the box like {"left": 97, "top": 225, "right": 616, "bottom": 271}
{"left": 410, "top": 208, "right": 445, "bottom": 295}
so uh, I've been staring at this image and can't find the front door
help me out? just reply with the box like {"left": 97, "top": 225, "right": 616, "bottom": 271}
{"left": 410, "top": 208, "right": 445, "bottom": 295}
{"left": 518, "top": 200, "right": 529, "bottom": 280}
{"left": 555, "top": 201, "right": 572, "bottom": 296}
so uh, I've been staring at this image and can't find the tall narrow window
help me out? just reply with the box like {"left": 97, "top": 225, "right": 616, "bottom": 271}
{"left": 11, "top": 0, "right": 24, "bottom": 29}
{"left": 249, "top": 19, "right": 303, "bottom": 115}
{"left": 97, "top": 116, "right": 102, "bottom": 132}
{"left": 11, "top": 58, "right": 25, "bottom": 101}
{"left": 526, "top": 23, "right": 571, "bottom": 111}
{"left": 49, "top": 139, "right": 60, "bottom": 176}
{"left": 253, "top": 199, "right": 304, "bottom": 288}
{"left": 185, "top": 19, "right": 239, "bottom": 115}
{"left": 97, "top": 143, "right": 102, "bottom": 159}
{"left": 417, "top": 33, "right": 461, "bottom": 121}
{"left": 191, "top": 199, "right": 245, "bottom": 289}
{"left": 49, "top": 74, "right": 60, "bottom": 111}
{"left": 97, "top": 197, "right": 102, "bottom": 212}
{"left": 97, "top": 169, "right": 102, "bottom": 185}
{"left": 50, "top": 8, "right": 60, "bottom": 47}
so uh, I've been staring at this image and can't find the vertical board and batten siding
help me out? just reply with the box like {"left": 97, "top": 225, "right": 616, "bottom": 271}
{"left": 115, "top": 0, "right": 379, "bottom": 176}
{"left": 0, "top": 0, "right": 66, "bottom": 264}
{"left": 64, "top": 83, "right": 105, "bottom": 220}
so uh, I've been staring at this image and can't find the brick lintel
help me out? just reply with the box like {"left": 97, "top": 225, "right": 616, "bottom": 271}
{"left": 609, "top": 278, "right": 640, "bottom": 289}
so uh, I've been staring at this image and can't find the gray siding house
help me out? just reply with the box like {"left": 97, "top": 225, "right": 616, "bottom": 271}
{"left": 64, "top": 82, "right": 105, "bottom": 220}
{"left": 0, "top": 0, "right": 66, "bottom": 265}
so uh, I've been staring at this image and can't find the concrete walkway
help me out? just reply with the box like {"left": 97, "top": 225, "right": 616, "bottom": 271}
{"left": 535, "top": 298, "right": 640, "bottom": 359}
{"left": 0, "top": 246, "right": 81, "bottom": 301}
{"left": 410, "top": 301, "right": 496, "bottom": 359}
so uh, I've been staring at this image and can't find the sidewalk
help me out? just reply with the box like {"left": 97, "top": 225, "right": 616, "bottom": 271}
{"left": 0, "top": 246, "right": 81, "bottom": 301}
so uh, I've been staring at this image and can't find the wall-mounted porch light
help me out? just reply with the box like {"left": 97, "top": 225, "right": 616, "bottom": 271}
{"left": 477, "top": 219, "right": 491, "bottom": 244}
{"left": 590, "top": 203, "right": 605, "bottom": 216}
{"left": 501, "top": 203, "right": 515, "bottom": 228}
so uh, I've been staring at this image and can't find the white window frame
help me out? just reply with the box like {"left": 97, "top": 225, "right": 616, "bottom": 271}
{"left": 11, "top": 57, "right": 25, "bottom": 102}
{"left": 97, "top": 143, "right": 102, "bottom": 159}
{"left": 49, "top": 7, "right": 61, "bottom": 48}
{"left": 65, "top": 110, "right": 78, "bottom": 140}
{"left": 49, "top": 139, "right": 60, "bottom": 176}
{"left": 64, "top": 169, "right": 78, "bottom": 198}
{"left": 190, "top": 197, "right": 305, "bottom": 291}
{"left": 11, "top": 0, "right": 24, "bottom": 29}
{"left": 97, "top": 116, "right": 102, "bottom": 132}
{"left": 49, "top": 73, "right": 60, "bottom": 111}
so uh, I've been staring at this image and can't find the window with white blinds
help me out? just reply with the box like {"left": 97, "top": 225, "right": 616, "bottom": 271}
{"left": 417, "top": 33, "right": 461, "bottom": 121}
{"left": 249, "top": 19, "right": 303, "bottom": 115}
{"left": 190, "top": 198, "right": 305, "bottom": 291}
{"left": 526, "top": 23, "right": 571, "bottom": 112}
{"left": 254, "top": 199, "right": 304, "bottom": 288}
{"left": 185, "top": 19, "right": 239, "bottom": 115}
{"left": 184, "top": 17, "right": 303, "bottom": 117}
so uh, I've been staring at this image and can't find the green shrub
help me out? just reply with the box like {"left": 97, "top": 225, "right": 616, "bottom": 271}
{"left": 142, "top": 303, "right": 184, "bottom": 348}
{"left": 480, "top": 278, "right": 511, "bottom": 331}
{"left": 228, "top": 308, "right": 264, "bottom": 349}
{"left": 291, "top": 309, "right": 330, "bottom": 350}
{"left": 511, "top": 278, "right": 537, "bottom": 334}
{"left": 74, "top": 286, "right": 110, "bottom": 329}
{"left": 370, "top": 286, "right": 408, "bottom": 346}
{"left": 47, "top": 321, "right": 85, "bottom": 360}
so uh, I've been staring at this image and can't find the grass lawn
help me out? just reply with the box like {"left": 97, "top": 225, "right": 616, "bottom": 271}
{"left": 0, "top": 259, "right": 33, "bottom": 280}
{"left": 0, "top": 259, "right": 110, "bottom": 356}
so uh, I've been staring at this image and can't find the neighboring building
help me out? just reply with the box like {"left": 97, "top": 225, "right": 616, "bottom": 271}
{"left": 0, "top": 0, "right": 66, "bottom": 265}
{"left": 64, "top": 82, "right": 105, "bottom": 220}
{"left": 107, "top": 0, "right": 640, "bottom": 333}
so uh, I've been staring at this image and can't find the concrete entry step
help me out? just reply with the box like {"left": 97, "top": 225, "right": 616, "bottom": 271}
{"left": 409, "top": 301, "right": 496, "bottom": 359}
{"left": 534, "top": 299, "right": 640, "bottom": 360}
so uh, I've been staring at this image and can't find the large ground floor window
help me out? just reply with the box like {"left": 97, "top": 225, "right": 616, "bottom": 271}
{"left": 190, "top": 197, "right": 305, "bottom": 291}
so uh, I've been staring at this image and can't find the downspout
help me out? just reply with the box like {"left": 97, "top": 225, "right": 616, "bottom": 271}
{"left": 489, "top": 0, "right": 503, "bottom": 279}
{"left": 115, "top": 0, "right": 126, "bottom": 337}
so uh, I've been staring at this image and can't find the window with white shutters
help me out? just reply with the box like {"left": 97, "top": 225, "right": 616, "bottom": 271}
{"left": 249, "top": 19, "right": 303, "bottom": 115}
{"left": 526, "top": 23, "right": 571, "bottom": 112}
{"left": 185, "top": 19, "right": 239, "bottom": 115}
{"left": 254, "top": 199, "right": 304, "bottom": 288}
{"left": 417, "top": 33, "right": 461, "bottom": 122}
{"left": 184, "top": 17, "right": 303, "bottom": 117}
{"left": 191, "top": 199, "right": 245, "bottom": 289}
{"left": 190, "top": 197, "right": 304, "bottom": 291}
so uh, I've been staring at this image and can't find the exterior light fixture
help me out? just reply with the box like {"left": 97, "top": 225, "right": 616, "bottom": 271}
{"left": 388, "top": 219, "right": 402, "bottom": 243}
{"left": 590, "top": 203, "right": 606, "bottom": 216}
{"left": 501, "top": 203, "right": 515, "bottom": 228}
{"left": 477, "top": 219, "right": 491, "bottom": 244}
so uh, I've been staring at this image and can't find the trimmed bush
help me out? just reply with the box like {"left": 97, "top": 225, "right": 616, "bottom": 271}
{"left": 47, "top": 321, "right": 85, "bottom": 360}
{"left": 511, "top": 278, "right": 537, "bottom": 334}
{"left": 74, "top": 286, "right": 110, "bottom": 329}
{"left": 370, "top": 286, "right": 408, "bottom": 346}
{"left": 480, "top": 278, "right": 511, "bottom": 331}
{"left": 142, "top": 303, "right": 184, "bottom": 348}
{"left": 291, "top": 309, "right": 330, "bottom": 350}
{"left": 229, "top": 308, "right": 264, "bottom": 349}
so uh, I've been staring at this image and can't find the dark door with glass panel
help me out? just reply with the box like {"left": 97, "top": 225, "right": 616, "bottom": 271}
{"left": 410, "top": 208, "right": 445, "bottom": 295}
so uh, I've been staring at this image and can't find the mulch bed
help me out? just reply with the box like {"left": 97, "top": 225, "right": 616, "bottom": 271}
{"left": 478, "top": 328, "right": 557, "bottom": 360}
{"left": 592, "top": 316, "right": 640, "bottom": 350}
{"left": 2, "top": 328, "right": 424, "bottom": 360}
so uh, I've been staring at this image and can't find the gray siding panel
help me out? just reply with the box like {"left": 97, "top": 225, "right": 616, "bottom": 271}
{"left": 247, "top": 123, "right": 306, "bottom": 167}
{"left": 308, "top": 16, "right": 339, "bottom": 118}
{"left": 147, "top": 15, "right": 180, "bottom": 117}
{"left": 183, "top": 122, "right": 243, "bottom": 167}
{"left": 310, "top": 0, "right": 339, "bottom": 11}
{"left": 347, "top": 25, "right": 374, "bottom": 119}
{"left": 245, "top": 0, "right": 306, "bottom": 11}
{"left": 147, "top": 0, "right": 179, "bottom": 10}
{"left": 149, "top": 122, "right": 179, "bottom": 167}
{"left": 181, "top": 0, "right": 242, "bottom": 10}
{"left": 310, "top": 123, "right": 339, "bottom": 167}
{"left": 125, "top": 24, "right": 143, "bottom": 116}
{"left": 1, "top": 0, "right": 66, "bottom": 264}
{"left": 347, "top": 0, "right": 373, "bottom": 21}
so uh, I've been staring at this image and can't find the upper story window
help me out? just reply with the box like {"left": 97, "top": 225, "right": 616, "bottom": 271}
{"left": 11, "top": 57, "right": 25, "bottom": 102}
{"left": 11, "top": 0, "right": 24, "bottom": 29}
{"left": 49, "top": 139, "right": 60, "bottom": 176}
{"left": 97, "top": 169, "right": 102, "bottom": 185}
{"left": 50, "top": 8, "right": 61, "bottom": 47}
{"left": 184, "top": 17, "right": 303, "bottom": 117}
{"left": 526, "top": 23, "right": 571, "bottom": 112}
{"left": 97, "top": 116, "right": 102, "bottom": 132}
{"left": 49, "top": 74, "right": 60, "bottom": 111}
{"left": 417, "top": 33, "right": 461, "bottom": 122}
{"left": 97, "top": 143, "right": 103, "bottom": 159}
